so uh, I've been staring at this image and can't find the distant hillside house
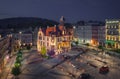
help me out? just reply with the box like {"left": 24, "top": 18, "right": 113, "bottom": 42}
{"left": 37, "top": 16, "right": 74, "bottom": 55}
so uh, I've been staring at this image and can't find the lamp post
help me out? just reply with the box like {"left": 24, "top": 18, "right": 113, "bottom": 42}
{"left": 32, "top": 31, "right": 34, "bottom": 46}
{"left": 73, "top": 26, "right": 76, "bottom": 43}
{"left": 73, "top": 26, "right": 76, "bottom": 36}
{"left": 19, "top": 32, "right": 22, "bottom": 47}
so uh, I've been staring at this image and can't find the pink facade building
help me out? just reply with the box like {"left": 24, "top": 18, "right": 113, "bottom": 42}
{"left": 91, "top": 26, "right": 105, "bottom": 46}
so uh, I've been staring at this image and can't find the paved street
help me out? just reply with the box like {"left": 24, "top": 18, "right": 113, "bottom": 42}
{"left": 3, "top": 46, "right": 120, "bottom": 79}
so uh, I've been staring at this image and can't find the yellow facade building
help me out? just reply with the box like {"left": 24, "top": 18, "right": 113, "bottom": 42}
{"left": 105, "top": 19, "right": 120, "bottom": 49}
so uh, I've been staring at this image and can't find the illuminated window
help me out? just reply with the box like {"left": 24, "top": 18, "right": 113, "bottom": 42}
{"left": 111, "top": 26, "right": 113, "bottom": 28}
{"left": 107, "top": 37, "right": 109, "bottom": 40}
{"left": 47, "top": 37, "right": 49, "bottom": 41}
{"left": 62, "top": 31, "right": 64, "bottom": 35}
{"left": 43, "top": 37, "right": 45, "bottom": 40}
{"left": 116, "top": 37, "right": 119, "bottom": 41}
{"left": 114, "top": 37, "right": 116, "bottom": 41}
{"left": 57, "top": 38, "right": 59, "bottom": 42}
{"left": 107, "top": 37, "right": 110, "bottom": 40}
{"left": 39, "top": 36, "right": 42, "bottom": 40}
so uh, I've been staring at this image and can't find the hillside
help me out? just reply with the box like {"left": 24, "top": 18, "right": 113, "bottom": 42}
{"left": 0, "top": 17, "right": 59, "bottom": 29}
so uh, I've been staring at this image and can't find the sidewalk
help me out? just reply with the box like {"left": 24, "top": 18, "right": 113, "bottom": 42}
{"left": 1, "top": 55, "right": 16, "bottom": 79}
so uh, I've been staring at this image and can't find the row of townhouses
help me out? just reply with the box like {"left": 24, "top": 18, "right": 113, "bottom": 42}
{"left": 75, "top": 25, "right": 105, "bottom": 46}
{"left": 75, "top": 19, "right": 120, "bottom": 49}
{"left": 106, "top": 19, "right": 120, "bottom": 49}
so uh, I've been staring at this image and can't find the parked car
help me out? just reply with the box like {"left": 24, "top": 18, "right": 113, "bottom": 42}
{"left": 78, "top": 73, "right": 91, "bottom": 79}
{"left": 62, "top": 54, "right": 71, "bottom": 59}
{"left": 99, "top": 66, "right": 109, "bottom": 74}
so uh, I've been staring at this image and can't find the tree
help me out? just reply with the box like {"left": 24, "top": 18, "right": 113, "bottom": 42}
{"left": 107, "top": 42, "right": 113, "bottom": 48}
{"left": 41, "top": 46, "right": 47, "bottom": 57}
{"left": 98, "top": 45, "right": 104, "bottom": 51}
{"left": 85, "top": 43, "right": 89, "bottom": 46}
{"left": 11, "top": 67, "right": 21, "bottom": 79}
{"left": 26, "top": 44, "right": 31, "bottom": 50}
{"left": 75, "top": 41, "right": 79, "bottom": 46}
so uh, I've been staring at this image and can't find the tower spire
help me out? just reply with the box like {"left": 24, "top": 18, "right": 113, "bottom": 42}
{"left": 59, "top": 16, "right": 65, "bottom": 26}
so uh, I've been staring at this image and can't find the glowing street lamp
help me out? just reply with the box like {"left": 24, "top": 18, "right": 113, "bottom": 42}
{"left": 19, "top": 32, "right": 22, "bottom": 46}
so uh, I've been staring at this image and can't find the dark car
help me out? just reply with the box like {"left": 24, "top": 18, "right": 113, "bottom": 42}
{"left": 62, "top": 54, "right": 71, "bottom": 59}
{"left": 78, "top": 73, "right": 91, "bottom": 79}
{"left": 99, "top": 66, "right": 109, "bottom": 74}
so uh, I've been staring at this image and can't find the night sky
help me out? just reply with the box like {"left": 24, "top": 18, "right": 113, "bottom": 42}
{"left": 0, "top": 0, "right": 120, "bottom": 22}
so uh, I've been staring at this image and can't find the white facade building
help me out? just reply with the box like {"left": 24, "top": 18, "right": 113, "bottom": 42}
{"left": 75, "top": 26, "right": 92, "bottom": 44}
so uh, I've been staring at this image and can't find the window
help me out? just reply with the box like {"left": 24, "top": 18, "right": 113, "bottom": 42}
{"left": 43, "top": 37, "right": 45, "bottom": 40}
{"left": 47, "top": 37, "right": 49, "bottom": 41}
{"left": 39, "top": 36, "right": 42, "bottom": 40}
{"left": 116, "top": 37, "right": 119, "bottom": 41}
{"left": 57, "top": 37, "right": 59, "bottom": 42}
{"left": 47, "top": 43, "right": 49, "bottom": 46}
{"left": 114, "top": 37, "right": 116, "bottom": 41}
{"left": 40, "top": 41, "right": 42, "bottom": 45}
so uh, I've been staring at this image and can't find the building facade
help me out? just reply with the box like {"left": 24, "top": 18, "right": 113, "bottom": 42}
{"left": 75, "top": 25, "right": 105, "bottom": 46}
{"left": 75, "top": 25, "right": 92, "bottom": 44}
{"left": 105, "top": 19, "right": 120, "bottom": 49}
{"left": 37, "top": 17, "right": 74, "bottom": 55}
{"left": 13, "top": 32, "right": 33, "bottom": 46}
{"left": 92, "top": 26, "right": 105, "bottom": 46}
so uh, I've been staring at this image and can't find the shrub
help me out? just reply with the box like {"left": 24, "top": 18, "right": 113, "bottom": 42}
{"left": 11, "top": 67, "right": 21, "bottom": 76}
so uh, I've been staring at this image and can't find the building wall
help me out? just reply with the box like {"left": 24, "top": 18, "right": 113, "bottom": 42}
{"left": 76, "top": 25, "right": 105, "bottom": 46}
{"left": 105, "top": 19, "right": 120, "bottom": 49}
{"left": 91, "top": 26, "right": 105, "bottom": 46}
{"left": 97, "top": 26, "right": 105, "bottom": 46}
{"left": 76, "top": 26, "right": 92, "bottom": 44}
{"left": 13, "top": 33, "right": 32, "bottom": 46}
{"left": 37, "top": 28, "right": 73, "bottom": 54}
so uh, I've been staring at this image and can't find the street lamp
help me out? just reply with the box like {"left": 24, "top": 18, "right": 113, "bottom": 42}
{"left": 19, "top": 32, "right": 22, "bottom": 47}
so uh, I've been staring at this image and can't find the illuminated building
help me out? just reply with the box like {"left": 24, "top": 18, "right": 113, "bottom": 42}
{"left": 92, "top": 26, "right": 105, "bottom": 46}
{"left": 105, "top": 19, "right": 120, "bottom": 49}
{"left": 75, "top": 25, "right": 105, "bottom": 46}
{"left": 37, "top": 16, "right": 74, "bottom": 54}
{"left": 75, "top": 25, "right": 92, "bottom": 44}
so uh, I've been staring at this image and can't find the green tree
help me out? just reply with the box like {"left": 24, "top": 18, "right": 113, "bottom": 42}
{"left": 26, "top": 44, "right": 31, "bottom": 50}
{"left": 98, "top": 45, "right": 104, "bottom": 51}
{"left": 41, "top": 46, "right": 47, "bottom": 57}
{"left": 11, "top": 67, "right": 21, "bottom": 79}
{"left": 85, "top": 43, "right": 89, "bottom": 46}
{"left": 75, "top": 41, "right": 79, "bottom": 46}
